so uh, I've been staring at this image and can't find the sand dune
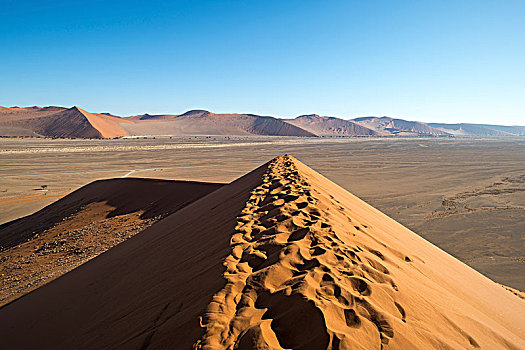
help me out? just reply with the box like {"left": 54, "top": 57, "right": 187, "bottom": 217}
{"left": 3, "top": 105, "right": 524, "bottom": 138}
{"left": 353, "top": 116, "right": 450, "bottom": 136}
{"left": 122, "top": 110, "right": 316, "bottom": 137}
{"left": 0, "top": 156, "right": 523, "bottom": 349}
{"left": 285, "top": 114, "right": 383, "bottom": 136}
{"left": 428, "top": 122, "right": 524, "bottom": 136}
{"left": 196, "top": 156, "right": 525, "bottom": 349}
{"left": 0, "top": 178, "right": 222, "bottom": 305}
{"left": 0, "top": 106, "right": 67, "bottom": 136}
{"left": 0, "top": 106, "right": 66, "bottom": 117}
{"left": 0, "top": 107, "right": 316, "bottom": 138}
{"left": 81, "top": 108, "right": 133, "bottom": 138}
{"left": 0, "top": 106, "right": 130, "bottom": 138}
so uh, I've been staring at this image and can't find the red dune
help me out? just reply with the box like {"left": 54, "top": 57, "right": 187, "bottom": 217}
{"left": 2, "top": 106, "right": 524, "bottom": 138}
{"left": 0, "top": 106, "right": 130, "bottom": 138}
{"left": 122, "top": 110, "right": 316, "bottom": 137}
{"left": 0, "top": 155, "right": 523, "bottom": 349}
{"left": 0, "top": 107, "right": 316, "bottom": 138}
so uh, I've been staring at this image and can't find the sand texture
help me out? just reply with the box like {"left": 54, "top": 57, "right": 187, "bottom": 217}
{"left": 195, "top": 156, "right": 524, "bottom": 349}
{"left": 0, "top": 155, "right": 523, "bottom": 349}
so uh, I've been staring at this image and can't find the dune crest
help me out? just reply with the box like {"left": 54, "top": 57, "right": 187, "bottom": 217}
{"left": 196, "top": 155, "right": 524, "bottom": 349}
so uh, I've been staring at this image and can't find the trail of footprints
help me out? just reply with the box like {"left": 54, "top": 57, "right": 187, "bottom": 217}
{"left": 196, "top": 155, "right": 405, "bottom": 350}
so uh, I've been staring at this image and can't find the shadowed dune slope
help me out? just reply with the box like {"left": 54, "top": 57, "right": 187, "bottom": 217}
{"left": 0, "top": 178, "right": 223, "bottom": 306}
{"left": 0, "top": 156, "right": 524, "bottom": 349}
{"left": 0, "top": 106, "right": 67, "bottom": 136}
{"left": 0, "top": 178, "right": 223, "bottom": 251}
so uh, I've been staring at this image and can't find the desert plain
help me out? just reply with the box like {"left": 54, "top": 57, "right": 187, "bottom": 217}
{"left": 1, "top": 136, "right": 524, "bottom": 292}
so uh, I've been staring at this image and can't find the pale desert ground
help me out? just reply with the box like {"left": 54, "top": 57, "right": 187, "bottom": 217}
{"left": 1, "top": 136, "right": 524, "bottom": 294}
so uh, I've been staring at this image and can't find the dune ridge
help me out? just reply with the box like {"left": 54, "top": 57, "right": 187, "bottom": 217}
{"left": 196, "top": 155, "right": 525, "bottom": 349}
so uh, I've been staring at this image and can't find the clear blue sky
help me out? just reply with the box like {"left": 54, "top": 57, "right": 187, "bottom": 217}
{"left": 1, "top": 1, "right": 524, "bottom": 125}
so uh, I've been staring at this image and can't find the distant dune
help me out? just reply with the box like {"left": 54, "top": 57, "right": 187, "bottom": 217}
{"left": 353, "top": 116, "right": 450, "bottom": 136}
{"left": 0, "top": 107, "right": 315, "bottom": 138}
{"left": 284, "top": 114, "right": 382, "bottom": 136}
{"left": 123, "top": 110, "right": 316, "bottom": 137}
{"left": 0, "top": 106, "right": 67, "bottom": 136}
{"left": 1, "top": 105, "right": 523, "bottom": 138}
{"left": 428, "top": 122, "right": 525, "bottom": 136}
{"left": 0, "top": 106, "right": 130, "bottom": 138}
{"left": 0, "top": 155, "right": 523, "bottom": 349}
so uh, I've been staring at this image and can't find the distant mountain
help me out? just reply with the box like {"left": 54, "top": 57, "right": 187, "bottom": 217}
{"left": 122, "top": 110, "right": 316, "bottom": 137}
{"left": 0, "top": 106, "right": 130, "bottom": 138}
{"left": 352, "top": 116, "right": 450, "bottom": 136}
{"left": 284, "top": 114, "right": 382, "bottom": 136}
{"left": 428, "top": 123, "right": 525, "bottom": 136}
